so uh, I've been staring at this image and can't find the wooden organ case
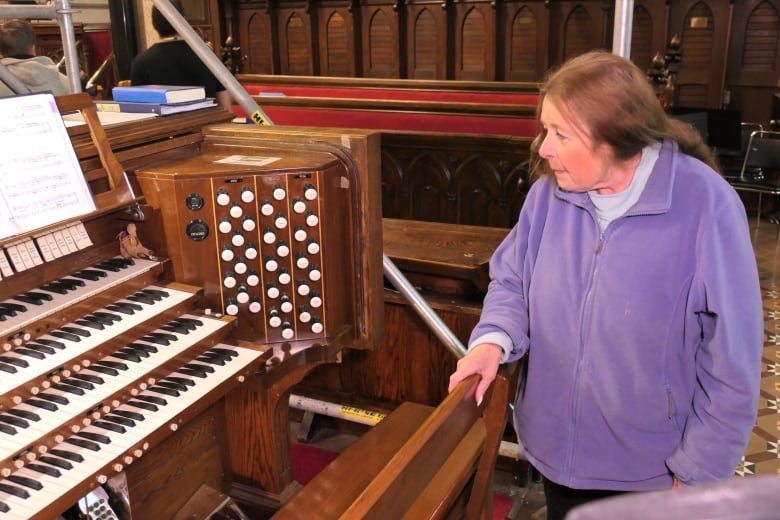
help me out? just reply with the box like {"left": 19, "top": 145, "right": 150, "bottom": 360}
{"left": 0, "top": 93, "right": 382, "bottom": 519}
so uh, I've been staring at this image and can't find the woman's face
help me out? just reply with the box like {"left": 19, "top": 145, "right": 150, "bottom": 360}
{"left": 538, "top": 98, "right": 630, "bottom": 194}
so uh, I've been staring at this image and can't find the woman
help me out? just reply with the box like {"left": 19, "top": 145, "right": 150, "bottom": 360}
{"left": 448, "top": 50, "right": 763, "bottom": 520}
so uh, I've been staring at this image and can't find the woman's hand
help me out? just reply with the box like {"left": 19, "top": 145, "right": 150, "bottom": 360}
{"left": 448, "top": 343, "right": 503, "bottom": 405}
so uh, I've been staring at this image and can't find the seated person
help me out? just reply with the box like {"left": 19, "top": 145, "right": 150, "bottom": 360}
{"left": 130, "top": 0, "right": 231, "bottom": 110}
{"left": 0, "top": 19, "right": 70, "bottom": 97}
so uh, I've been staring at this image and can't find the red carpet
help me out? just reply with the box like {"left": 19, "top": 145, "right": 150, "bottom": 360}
{"left": 292, "top": 442, "right": 513, "bottom": 519}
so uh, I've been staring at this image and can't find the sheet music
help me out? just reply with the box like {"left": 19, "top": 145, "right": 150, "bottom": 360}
{"left": 0, "top": 93, "right": 96, "bottom": 241}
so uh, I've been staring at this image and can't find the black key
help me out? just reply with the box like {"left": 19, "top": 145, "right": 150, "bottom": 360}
{"left": 210, "top": 347, "right": 239, "bottom": 359}
{"left": 133, "top": 394, "right": 167, "bottom": 406}
{"left": 0, "top": 362, "right": 17, "bottom": 374}
{"left": 141, "top": 335, "right": 169, "bottom": 346}
{"left": 93, "top": 261, "right": 120, "bottom": 272}
{"left": 174, "top": 316, "right": 203, "bottom": 328}
{"left": 116, "top": 301, "right": 143, "bottom": 312}
{"left": 92, "top": 311, "right": 122, "bottom": 324}
{"left": 35, "top": 338, "right": 65, "bottom": 349}
{"left": 197, "top": 355, "right": 226, "bottom": 366}
{"left": 24, "top": 291, "right": 53, "bottom": 302}
{"left": 0, "top": 356, "right": 28, "bottom": 368}
{"left": 183, "top": 363, "right": 214, "bottom": 374}
{"left": 76, "top": 431, "right": 111, "bottom": 444}
{"left": 113, "top": 409, "right": 144, "bottom": 421}
{"left": 14, "top": 294, "right": 43, "bottom": 305}
{"left": 148, "top": 385, "right": 179, "bottom": 397}
{"left": 178, "top": 367, "right": 207, "bottom": 378}
{"left": 111, "top": 351, "right": 142, "bottom": 363}
{"left": 0, "top": 482, "right": 29, "bottom": 499}
{"left": 53, "top": 383, "right": 85, "bottom": 396}
{"left": 39, "top": 283, "right": 69, "bottom": 295}
{"left": 74, "top": 319, "right": 104, "bottom": 331}
{"left": 71, "top": 373, "right": 104, "bottom": 385}
{"left": 26, "top": 462, "right": 61, "bottom": 478}
{"left": 103, "top": 258, "right": 132, "bottom": 269}
{"left": 62, "top": 377, "right": 94, "bottom": 391}
{"left": 127, "top": 400, "right": 158, "bottom": 412}
{"left": 0, "top": 422, "right": 16, "bottom": 435}
{"left": 92, "top": 420, "right": 125, "bottom": 434}
{"left": 73, "top": 269, "right": 107, "bottom": 281}
{"left": 126, "top": 342, "right": 157, "bottom": 354}
{"left": 0, "top": 500, "right": 7, "bottom": 513}
{"left": 14, "top": 347, "right": 45, "bottom": 360}
{"left": 94, "top": 360, "right": 128, "bottom": 371}
{"left": 119, "top": 346, "right": 148, "bottom": 359}
{"left": 165, "top": 376, "right": 194, "bottom": 387}
{"left": 142, "top": 288, "right": 169, "bottom": 298}
{"left": 102, "top": 414, "right": 135, "bottom": 428}
{"left": 7, "top": 409, "right": 40, "bottom": 422}
{"left": 60, "top": 326, "right": 90, "bottom": 338}
{"left": 38, "top": 455, "right": 73, "bottom": 469}
{"left": 36, "top": 393, "right": 69, "bottom": 406}
{"left": 25, "top": 343, "right": 55, "bottom": 355}
{"left": 65, "top": 437, "right": 101, "bottom": 451}
{"left": 7, "top": 475, "right": 42, "bottom": 491}
{"left": 162, "top": 323, "right": 189, "bottom": 334}
{"left": 58, "top": 278, "right": 85, "bottom": 289}
{"left": 127, "top": 293, "right": 155, "bottom": 305}
{"left": 0, "top": 415, "right": 28, "bottom": 429}
{"left": 49, "top": 330, "right": 80, "bottom": 342}
{"left": 25, "top": 398, "right": 58, "bottom": 412}
{"left": 47, "top": 449, "right": 82, "bottom": 464}
{"left": 88, "top": 364, "right": 119, "bottom": 376}
{"left": 0, "top": 302, "right": 26, "bottom": 313}
{"left": 0, "top": 312, "right": 6, "bottom": 321}
{"left": 148, "top": 332, "right": 178, "bottom": 343}
{"left": 157, "top": 380, "right": 187, "bottom": 392}
{"left": 105, "top": 304, "right": 134, "bottom": 315}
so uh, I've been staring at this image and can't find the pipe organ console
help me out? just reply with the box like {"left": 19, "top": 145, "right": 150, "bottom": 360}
{"left": 0, "top": 94, "right": 382, "bottom": 518}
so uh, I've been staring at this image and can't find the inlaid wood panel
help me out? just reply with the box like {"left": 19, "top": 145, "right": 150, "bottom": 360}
{"left": 238, "top": 7, "right": 276, "bottom": 74}
{"left": 501, "top": 1, "right": 550, "bottom": 81}
{"left": 361, "top": 2, "right": 402, "bottom": 78}
{"left": 317, "top": 1, "right": 359, "bottom": 76}
{"left": 277, "top": 3, "right": 316, "bottom": 74}
{"left": 453, "top": 0, "right": 497, "bottom": 81}
{"left": 406, "top": 0, "right": 449, "bottom": 79}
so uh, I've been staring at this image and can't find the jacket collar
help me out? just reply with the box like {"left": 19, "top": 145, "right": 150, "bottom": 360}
{"left": 555, "top": 139, "right": 676, "bottom": 216}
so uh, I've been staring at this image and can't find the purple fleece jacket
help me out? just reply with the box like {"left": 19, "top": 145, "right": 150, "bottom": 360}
{"left": 471, "top": 140, "right": 763, "bottom": 490}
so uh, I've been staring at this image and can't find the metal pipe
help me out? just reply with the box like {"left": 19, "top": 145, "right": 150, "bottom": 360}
{"left": 612, "top": 0, "right": 634, "bottom": 58}
{"left": 151, "top": 0, "right": 273, "bottom": 125}
{"left": 55, "top": 0, "right": 82, "bottom": 93}
{"left": 288, "top": 393, "right": 526, "bottom": 460}
{"left": 383, "top": 253, "right": 468, "bottom": 358}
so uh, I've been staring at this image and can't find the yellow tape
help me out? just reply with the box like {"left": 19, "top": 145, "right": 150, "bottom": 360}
{"left": 250, "top": 110, "right": 272, "bottom": 126}
{"left": 340, "top": 406, "right": 386, "bottom": 424}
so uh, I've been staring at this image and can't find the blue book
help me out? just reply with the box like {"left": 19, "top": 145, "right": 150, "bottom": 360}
{"left": 111, "top": 84, "right": 206, "bottom": 104}
{"left": 95, "top": 98, "right": 217, "bottom": 115}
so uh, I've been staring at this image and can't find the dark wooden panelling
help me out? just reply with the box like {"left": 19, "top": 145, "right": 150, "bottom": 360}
{"left": 277, "top": 3, "right": 317, "bottom": 74}
{"left": 361, "top": 1, "right": 403, "bottom": 78}
{"left": 238, "top": 7, "right": 276, "bottom": 74}
{"left": 726, "top": 0, "right": 780, "bottom": 124}
{"left": 406, "top": 0, "right": 449, "bottom": 79}
{"left": 453, "top": 0, "right": 497, "bottom": 81}
{"left": 317, "top": 1, "right": 360, "bottom": 76}
{"left": 501, "top": 1, "right": 550, "bottom": 82}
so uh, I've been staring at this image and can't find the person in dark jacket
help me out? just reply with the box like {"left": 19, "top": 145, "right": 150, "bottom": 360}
{"left": 448, "top": 50, "right": 763, "bottom": 520}
{"left": 130, "top": 0, "right": 231, "bottom": 110}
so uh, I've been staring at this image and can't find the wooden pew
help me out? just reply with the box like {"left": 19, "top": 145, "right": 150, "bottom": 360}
{"left": 274, "top": 366, "right": 517, "bottom": 520}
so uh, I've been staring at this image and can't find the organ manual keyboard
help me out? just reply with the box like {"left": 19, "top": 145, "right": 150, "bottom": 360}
{"left": 0, "top": 92, "right": 383, "bottom": 518}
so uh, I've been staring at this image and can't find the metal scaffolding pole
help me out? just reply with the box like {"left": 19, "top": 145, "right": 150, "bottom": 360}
{"left": 612, "top": 0, "right": 635, "bottom": 58}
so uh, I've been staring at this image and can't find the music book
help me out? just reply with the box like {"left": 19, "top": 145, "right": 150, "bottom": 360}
{"left": 95, "top": 98, "right": 217, "bottom": 116}
{"left": 111, "top": 84, "right": 206, "bottom": 104}
{"left": 0, "top": 92, "right": 96, "bottom": 241}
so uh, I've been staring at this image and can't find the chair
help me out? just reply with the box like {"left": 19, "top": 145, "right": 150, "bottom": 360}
{"left": 718, "top": 122, "right": 763, "bottom": 179}
{"left": 725, "top": 129, "right": 780, "bottom": 237}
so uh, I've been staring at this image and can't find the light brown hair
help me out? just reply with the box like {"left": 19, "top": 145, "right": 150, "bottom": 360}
{"left": 529, "top": 50, "right": 718, "bottom": 179}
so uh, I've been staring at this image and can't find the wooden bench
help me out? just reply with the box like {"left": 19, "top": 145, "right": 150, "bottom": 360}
{"left": 273, "top": 367, "right": 516, "bottom": 519}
